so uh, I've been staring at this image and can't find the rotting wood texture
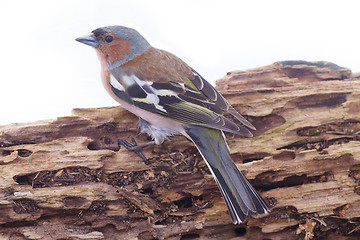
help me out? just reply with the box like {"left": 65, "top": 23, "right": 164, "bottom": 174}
{"left": 0, "top": 61, "right": 360, "bottom": 240}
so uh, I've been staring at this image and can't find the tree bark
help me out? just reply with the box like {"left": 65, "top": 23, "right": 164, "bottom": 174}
{"left": 1, "top": 61, "right": 359, "bottom": 240}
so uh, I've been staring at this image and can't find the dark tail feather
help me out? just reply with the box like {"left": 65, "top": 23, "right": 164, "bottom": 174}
{"left": 185, "top": 125, "right": 269, "bottom": 224}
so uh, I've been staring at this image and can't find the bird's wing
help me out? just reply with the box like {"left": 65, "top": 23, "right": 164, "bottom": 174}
{"left": 186, "top": 68, "right": 256, "bottom": 131}
{"left": 109, "top": 48, "right": 255, "bottom": 137}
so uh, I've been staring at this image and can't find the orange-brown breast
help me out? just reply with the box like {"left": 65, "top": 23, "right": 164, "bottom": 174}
{"left": 99, "top": 33, "right": 132, "bottom": 62}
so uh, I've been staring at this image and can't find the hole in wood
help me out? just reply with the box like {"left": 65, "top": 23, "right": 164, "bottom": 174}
{"left": 1, "top": 221, "right": 36, "bottom": 228}
{"left": 174, "top": 196, "right": 203, "bottom": 209}
{"left": 13, "top": 167, "right": 102, "bottom": 188}
{"left": 140, "top": 187, "right": 154, "bottom": 195}
{"left": 14, "top": 174, "right": 34, "bottom": 186}
{"left": 154, "top": 219, "right": 166, "bottom": 225}
{"left": 231, "top": 152, "right": 271, "bottom": 164}
{"left": 277, "top": 137, "right": 355, "bottom": 152}
{"left": 87, "top": 139, "right": 119, "bottom": 151}
{"left": 255, "top": 172, "right": 333, "bottom": 191}
{"left": 291, "top": 93, "right": 348, "bottom": 108}
{"left": 0, "top": 140, "right": 35, "bottom": 148}
{"left": 2, "top": 149, "right": 12, "bottom": 156}
{"left": 234, "top": 227, "right": 247, "bottom": 236}
{"left": 87, "top": 141, "right": 100, "bottom": 150}
{"left": 12, "top": 199, "right": 39, "bottom": 214}
{"left": 297, "top": 121, "right": 360, "bottom": 136}
{"left": 17, "top": 149, "right": 33, "bottom": 157}
{"left": 180, "top": 233, "right": 200, "bottom": 240}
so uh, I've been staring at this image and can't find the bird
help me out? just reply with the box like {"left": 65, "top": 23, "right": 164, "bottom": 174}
{"left": 76, "top": 25, "right": 270, "bottom": 224}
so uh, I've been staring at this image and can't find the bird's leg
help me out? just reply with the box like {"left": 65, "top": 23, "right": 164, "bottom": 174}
{"left": 118, "top": 138, "right": 155, "bottom": 165}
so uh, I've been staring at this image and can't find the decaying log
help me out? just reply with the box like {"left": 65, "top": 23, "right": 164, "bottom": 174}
{"left": 0, "top": 61, "right": 359, "bottom": 240}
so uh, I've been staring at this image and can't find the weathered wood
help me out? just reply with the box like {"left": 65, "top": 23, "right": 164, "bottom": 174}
{"left": 0, "top": 61, "right": 359, "bottom": 239}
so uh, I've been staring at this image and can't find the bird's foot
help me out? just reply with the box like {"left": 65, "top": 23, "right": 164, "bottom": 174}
{"left": 118, "top": 138, "right": 155, "bottom": 165}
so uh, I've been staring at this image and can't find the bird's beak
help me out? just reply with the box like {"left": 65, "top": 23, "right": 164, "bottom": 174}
{"left": 75, "top": 33, "right": 99, "bottom": 48}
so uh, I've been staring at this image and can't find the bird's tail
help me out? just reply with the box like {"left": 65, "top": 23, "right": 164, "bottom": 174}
{"left": 184, "top": 125, "right": 270, "bottom": 224}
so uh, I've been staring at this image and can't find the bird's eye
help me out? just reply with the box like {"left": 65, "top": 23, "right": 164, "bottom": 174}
{"left": 105, "top": 35, "right": 113, "bottom": 43}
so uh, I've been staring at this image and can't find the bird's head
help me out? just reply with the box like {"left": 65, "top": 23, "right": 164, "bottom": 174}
{"left": 76, "top": 25, "right": 151, "bottom": 69}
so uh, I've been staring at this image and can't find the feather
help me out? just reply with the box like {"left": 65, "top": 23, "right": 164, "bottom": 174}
{"left": 184, "top": 125, "right": 270, "bottom": 224}
{"left": 109, "top": 62, "right": 254, "bottom": 137}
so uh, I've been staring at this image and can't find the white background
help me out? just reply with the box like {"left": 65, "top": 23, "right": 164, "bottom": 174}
{"left": 1, "top": 0, "right": 359, "bottom": 125}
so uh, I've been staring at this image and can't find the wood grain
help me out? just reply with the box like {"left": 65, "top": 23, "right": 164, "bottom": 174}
{"left": 1, "top": 61, "right": 359, "bottom": 240}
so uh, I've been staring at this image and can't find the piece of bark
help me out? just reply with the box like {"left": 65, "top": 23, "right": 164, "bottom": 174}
{"left": 0, "top": 61, "right": 359, "bottom": 240}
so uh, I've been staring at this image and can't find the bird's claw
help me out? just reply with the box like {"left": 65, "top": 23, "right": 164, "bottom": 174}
{"left": 118, "top": 138, "right": 150, "bottom": 165}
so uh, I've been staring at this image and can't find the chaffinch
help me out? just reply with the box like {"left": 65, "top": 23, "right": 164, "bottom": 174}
{"left": 76, "top": 25, "right": 269, "bottom": 224}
